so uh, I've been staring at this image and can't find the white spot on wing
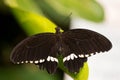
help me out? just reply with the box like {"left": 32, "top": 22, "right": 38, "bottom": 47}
{"left": 63, "top": 53, "right": 78, "bottom": 62}
{"left": 25, "top": 61, "right": 28, "bottom": 63}
{"left": 30, "top": 61, "right": 33, "bottom": 63}
{"left": 43, "top": 59, "right": 45, "bottom": 62}
{"left": 34, "top": 60, "right": 39, "bottom": 64}
{"left": 66, "top": 55, "right": 70, "bottom": 61}
{"left": 39, "top": 59, "right": 45, "bottom": 63}
{"left": 50, "top": 57, "right": 54, "bottom": 62}
{"left": 47, "top": 56, "right": 51, "bottom": 61}
{"left": 73, "top": 54, "right": 78, "bottom": 58}
{"left": 85, "top": 54, "right": 89, "bottom": 57}
{"left": 47, "top": 56, "right": 58, "bottom": 62}
{"left": 21, "top": 61, "right": 24, "bottom": 63}
{"left": 79, "top": 54, "right": 84, "bottom": 58}
{"left": 70, "top": 54, "right": 74, "bottom": 60}
{"left": 90, "top": 53, "right": 94, "bottom": 56}
{"left": 54, "top": 58, "right": 58, "bottom": 62}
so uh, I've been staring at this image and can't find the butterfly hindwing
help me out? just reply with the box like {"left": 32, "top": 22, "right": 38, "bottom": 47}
{"left": 10, "top": 33, "right": 58, "bottom": 73}
{"left": 60, "top": 35, "right": 87, "bottom": 72}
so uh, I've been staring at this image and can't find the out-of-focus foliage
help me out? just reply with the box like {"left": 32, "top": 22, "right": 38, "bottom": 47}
{"left": 0, "top": 0, "right": 104, "bottom": 80}
{"left": 0, "top": 65, "right": 62, "bottom": 80}
{"left": 5, "top": 0, "right": 71, "bottom": 31}
{"left": 5, "top": 0, "right": 104, "bottom": 32}
{"left": 5, "top": 0, "right": 57, "bottom": 35}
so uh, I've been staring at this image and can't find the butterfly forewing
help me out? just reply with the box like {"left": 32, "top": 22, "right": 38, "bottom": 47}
{"left": 62, "top": 29, "right": 112, "bottom": 56}
{"left": 10, "top": 33, "right": 59, "bottom": 73}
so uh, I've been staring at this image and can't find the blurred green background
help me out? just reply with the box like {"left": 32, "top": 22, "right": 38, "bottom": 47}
{"left": 0, "top": 0, "right": 104, "bottom": 80}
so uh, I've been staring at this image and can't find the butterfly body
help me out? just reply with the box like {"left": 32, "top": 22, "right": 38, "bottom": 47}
{"left": 10, "top": 27, "right": 112, "bottom": 73}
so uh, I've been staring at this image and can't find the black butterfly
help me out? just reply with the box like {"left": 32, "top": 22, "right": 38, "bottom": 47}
{"left": 10, "top": 27, "right": 112, "bottom": 74}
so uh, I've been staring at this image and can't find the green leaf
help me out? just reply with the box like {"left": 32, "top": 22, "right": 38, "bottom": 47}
{"left": 75, "top": 62, "right": 89, "bottom": 80}
{"left": 12, "top": 8, "right": 57, "bottom": 35}
{"left": 52, "top": 0, "right": 104, "bottom": 22}
{"left": 4, "top": 0, "right": 71, "bottom": 31}
{"left": 4, "top": 0, "right": 43, "bottom": 14}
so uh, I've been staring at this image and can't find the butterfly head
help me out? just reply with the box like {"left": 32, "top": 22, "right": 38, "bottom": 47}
{"left": 55, "top": 27, "right": 61, "bottom": 34}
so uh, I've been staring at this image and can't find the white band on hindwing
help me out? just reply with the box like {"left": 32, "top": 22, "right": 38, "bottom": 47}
{"left": 63, "top": 53, "right": 95, "bottom": 62}
{"left": 16, "top": 53, "right": 95, "bottom": 64}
